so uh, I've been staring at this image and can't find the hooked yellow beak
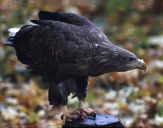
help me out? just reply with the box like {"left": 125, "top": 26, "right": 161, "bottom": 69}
{"left": 136, "top": 59, "right": 147, "bottom": 71}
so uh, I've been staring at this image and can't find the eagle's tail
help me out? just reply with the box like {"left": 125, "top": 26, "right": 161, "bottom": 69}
{"left": 4, "top": 28, "right": 20, "bottom": 46}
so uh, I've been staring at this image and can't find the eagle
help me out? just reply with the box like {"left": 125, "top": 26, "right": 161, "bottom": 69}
{"left": 5, "top": 11, "right": 146, "bottom": 123}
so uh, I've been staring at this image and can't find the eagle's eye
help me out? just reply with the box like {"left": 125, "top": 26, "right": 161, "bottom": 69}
{"left": 128, "top": 57, "right": 136, "bottom": 62}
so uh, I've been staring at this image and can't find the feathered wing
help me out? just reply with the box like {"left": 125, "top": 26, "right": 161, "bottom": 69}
{"left": 38, "top": 11, "right": 94, "bottom": 26}
{"left": 13, "top": 20, "right": 94, "bottom": 76}
{"left": 13, "top": 20, "right": 94, "bottom": 106}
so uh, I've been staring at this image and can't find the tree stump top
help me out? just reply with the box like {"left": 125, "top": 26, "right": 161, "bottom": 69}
{"left": 62, "top": 114, "right": 125, "bottom": 128}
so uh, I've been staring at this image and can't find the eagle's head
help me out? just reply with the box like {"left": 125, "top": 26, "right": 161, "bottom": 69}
{"left": 108, "top": 46, "right": 146, "bottom": 72}
{"left": 93, "top": 43, "right": 146, "bottom": 75}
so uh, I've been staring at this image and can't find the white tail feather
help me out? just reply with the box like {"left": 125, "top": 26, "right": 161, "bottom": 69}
{"left": 8, "top": 28, "right": 20, "bottom": 37}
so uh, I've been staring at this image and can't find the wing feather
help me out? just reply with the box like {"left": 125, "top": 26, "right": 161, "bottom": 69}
{"left": 13, "top": 20, "right": 94, "bottom": 76}
{"left": 38, "top": 11, "right": 94, "bottom": 26}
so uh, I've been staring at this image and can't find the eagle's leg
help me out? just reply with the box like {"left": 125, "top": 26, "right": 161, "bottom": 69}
{"left": 61, "top": 106, "right": 80, "bottom": 124}
{"left": 48, "top": 80, "right": 79, "bottom": 124}
{"left": 76, "top": 77, "right": 96, "bottom": 119}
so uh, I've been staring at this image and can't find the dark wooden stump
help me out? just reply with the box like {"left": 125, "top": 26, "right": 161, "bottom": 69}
{"left": 62, "top": 114, "right": 125, "bottom": 128}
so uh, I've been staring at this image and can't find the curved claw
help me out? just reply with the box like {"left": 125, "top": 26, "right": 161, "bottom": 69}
{"left": 79, "top": 108, "right": 96, "bottom": 119}
{"left": 61, "top": 109, "right": 80, "bottom": 124}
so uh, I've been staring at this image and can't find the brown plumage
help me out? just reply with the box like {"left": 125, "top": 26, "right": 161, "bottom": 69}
{"left": 5, "top": 11, "right": 146, "bottom": 122}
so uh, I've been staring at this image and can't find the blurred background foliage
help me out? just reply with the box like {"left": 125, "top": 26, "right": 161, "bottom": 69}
{"left": 0, "top": 0, "right": 163, "bottom": 128}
